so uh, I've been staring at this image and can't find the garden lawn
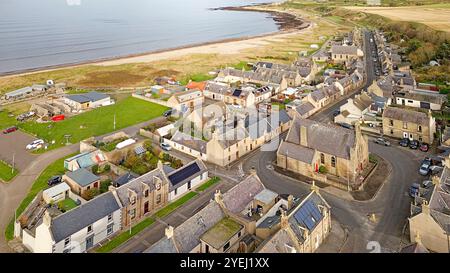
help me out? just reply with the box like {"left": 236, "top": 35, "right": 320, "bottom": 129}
{"left": 0, "top": 111, "right": 17, "bottom": 130}
{"left": 19, "top": 97, "right": 168, "bottom": 151}
{"left": 97, "top": 191, "right": 198, "bottom": 252}
{"left": 58, "top": 198, "right": 78, "bottom": 212}
{"left": 4, "top": 153, "right": 76, "bottom": 241}
{"left": 0, "top": 160, "right": 18, "bottom": 182}
{"left": 196, "top": 177, "right": 220, "bottom": 192}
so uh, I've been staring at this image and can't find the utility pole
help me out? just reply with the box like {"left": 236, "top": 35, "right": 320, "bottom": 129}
{"left": 12, "top": 152, "right": 15, "bottom": 175}
{"left": 114, "top": 113, "right": 116, "bottom": 130}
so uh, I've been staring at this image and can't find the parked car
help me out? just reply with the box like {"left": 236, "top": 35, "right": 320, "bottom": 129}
{"left": 422, "top": 157, "right": 432, "bottom": 166}
{"left": 419, "top": 162, "right": 431, "bottom": 176}
{"left": 337, "top": 122, "right": 353, "bottom": 130}
{"left": 2, "top": 126, "right": 18, "bottom": 134}
{"left": 419, "top": 143, "right": 429, "bottom": 152}
{"left": 332, "top": 110, "right": 340, "bottom": 117}
{"left": 160, "top": 142, "right": 172, "bottom": 151}
{"left": 374, "top": 137, "right": 390, "bottom": 146}
{"left": 399, "top": 138, "right": 409, "bottom": 147}
{"left": 409, "top": 183, "right": 420, "bottom": 197}
{"left": 163, "top": 109, "right": 173, "bottom": 117}
{"left": 26, "top": 139, "right": 44, "bottom": 150}
{"left": 47, "top": 175, "right": 62, "bottom": 186}
{"left": 409, "top": 140, "right": 419, "bottom": 149}
{"left": 422, "top": 180, "right": 433, "bottom": 189}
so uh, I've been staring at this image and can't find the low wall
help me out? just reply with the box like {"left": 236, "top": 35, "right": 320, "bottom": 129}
{"left": 132, "top": 93, "right": 170, "bottom": 107}
{"left": 139, "top": 129, "right": 161, "bottom": 143}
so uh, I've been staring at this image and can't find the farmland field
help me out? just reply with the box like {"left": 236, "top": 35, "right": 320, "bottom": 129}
{"left": 18, "top": 97, "right": 168, "bottom": 151}
{"left": 344, "top": 4, "right": 450, "bottom": 32}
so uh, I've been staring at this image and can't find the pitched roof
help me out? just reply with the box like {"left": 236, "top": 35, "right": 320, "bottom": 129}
{"left": 278, "top": 141, "right": 315, "bottom": 163}
{"left": 166, "top": 159, "right": 208, "bottom": 191}
{"left": 223, "top": 174, "right": 265, "bottom": 214}
{"left": 331, "top": 45, "right": 358, "bottom": 55}
{"left": 144, "top": 237, "right": 178, "bottom": 253}
{"left": 65, "top": 168, "right": 99, "bottom": 187}
{"left": 285, "top": 117, "right": 356, "bottom": 159}
{"left": 50, "top": 192, "right": 120, "bottom": 243}
{"left": 171, "top": 130, "right": 207, "bottom": 154}
{"left": 295, "top": 102, "right": 316, "bottom": 116}
{"left": 66, "top": 91, "right": 109, "bottom": 103}
{"left": 382, "top": 107, "right": 430, "bottom": 126}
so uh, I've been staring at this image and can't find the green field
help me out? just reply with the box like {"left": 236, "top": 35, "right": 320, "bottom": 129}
{"left": 5, "top": 153, "right": 76, "bottom": 241}
{"left": 0, "top": 111, "right": 17, "bottom": 130}
{"left": 0, "top": 160, "right": 18, "bottom": 182}
{"left": 18, "top": 97, "right": 168, "bottom": 151}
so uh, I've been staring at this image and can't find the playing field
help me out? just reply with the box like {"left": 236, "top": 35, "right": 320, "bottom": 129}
{"left": 18, "top": 97, "right": 168, "bottom": 151}
{"left": 345, "top": 4, "right": 450, "bottom": 32}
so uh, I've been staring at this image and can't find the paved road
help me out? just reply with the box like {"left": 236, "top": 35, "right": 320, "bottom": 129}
{"left": 0, "top": 116, "right": 167, "bottom": 253}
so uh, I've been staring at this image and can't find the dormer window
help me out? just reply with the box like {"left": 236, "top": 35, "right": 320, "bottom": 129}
{"left": 130, "top": 196, "right": 136, "bottom": 205}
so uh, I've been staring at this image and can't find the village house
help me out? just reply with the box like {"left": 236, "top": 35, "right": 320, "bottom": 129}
{"left": 64, "top": 150, "right": 106, "bottom": 172}
{"left": 203, "top": 81, "right": 231, "bottom": 101}
{"left": 62, "top": 168, "right": 101, "bottom": 198}
{"left": 330, "top": 45, "right": 363, "bottom": 63}
{"left": 276, "top": 117, "right": 369, "bottom": 183}
{"left": 223, "top": 88, "right": 256, "bottom": 108}
{"left": 408, "top": 156, "right": 450, "bottom": 253}
{"left": 18, "top": 191, "right": 122, "bottom": 253}
{"left": 382, "top": 106, "right": 436, "bottom": 144}
{"left": 217, "top": 68, "right": 288, "bottom": 91}
{"left": 256, "top": 184, "right": 331, "bottom": 253}
{"left": 167, "top": 89, "right": 204, "bottom": 115}
{"left": 144, "top": 171, "right": 273, "bottom": 253}
{"left": 394, "top": 90, "right": 447, "bottom": 111}
{"left": 335, "top": 92, "right": 373, "bottom": 125}
{"left": 64, "top": 91, "right": 113, "bottom": 111}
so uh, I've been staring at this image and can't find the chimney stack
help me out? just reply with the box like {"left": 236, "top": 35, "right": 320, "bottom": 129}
{"left": 249, "top": 167, "right": 257, "bottom": 176}
{"left": 280, "top": 210, "right": 289, "bottom": 229}
{"left": 157, "top": 160, "right": 164, "bottom": 170}
{"left": 422, "top": 200, "right": 430, "bottom": 215}
{"left": 287, "top": 195, "right": 294, "bottom": 210}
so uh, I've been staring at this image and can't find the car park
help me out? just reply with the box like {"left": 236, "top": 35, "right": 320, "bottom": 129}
{"left": 47, "top": 175, "right": 62, "bottom": 186}
{"left": 419, "top": 143, "right": 429, "bottom": 152}
{"left": 409, "top": 140, "right": 419, "bottom": 149}
{"left": 160, "top": 142, "right": 172, "bottom": 151}
{"left": 374, "top": 137, "right": 390, "bottom": 146}
{"left": 3, "top": 126, "right": 18, "bottom": 134}
{"left": 26, "top": 139, "right": 44, "bottom": 150}
{"left": 399, "top": 138, "right": 409, "bottom": 147}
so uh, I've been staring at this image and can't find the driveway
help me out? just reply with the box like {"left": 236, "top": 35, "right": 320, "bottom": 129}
{"left": 0, "top": 130, "right": 37, "bottom": 171}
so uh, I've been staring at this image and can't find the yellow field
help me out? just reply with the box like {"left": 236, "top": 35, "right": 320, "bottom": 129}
{"left": 345, "top": 4, "right": 450, "bottom": 32}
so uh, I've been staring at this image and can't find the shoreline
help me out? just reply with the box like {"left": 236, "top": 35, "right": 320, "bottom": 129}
{"left": 0, "top": 3, "right": 310, "bottom": 79}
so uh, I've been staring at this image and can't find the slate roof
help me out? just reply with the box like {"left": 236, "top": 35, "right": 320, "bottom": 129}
{"left": 50, "top": 192, "right": 120, "bottom": 243}
{"left": 65, "top": 168, "right": 99, "bottom": 187}
{"left": 144, "top": 237, "right": 178, "bottom": 253}
{"left": 114, "top": 172, "right": 139, "bottom": 187}
{"left": 223, "top": 174, "right": 265, "bottom": 214}
{"left": 331, "top": 45, "right": 358, "bottom": 55}
{"left": 310, "top": 89, "right": 327, "bottom": 102}
{"left": 171, "top": 130, "right": 207, "bottom": 154}
{"left": 254, "top": 189, "right": 278, "bottom": 205}
{"left": 295, "top": 102, "right": 316, "bottom": 116}
{"left": 66, "top": 91, "right": 109, "bottom": 103}
{"left": 257, "top": 229, "right": 297, "bottom": 253}
{"left": 278, "top": 141, "right": 315, "bottom": 163}
{"left": 285, "top": 117, "right": 356, "bottom": 160}
{"left": 383, "top": 107, "right": 430, "bottom": 126}
{"left": 173, "top": 201, "right": 225, "bottom": 253}
{"left": 396, "top": 91, "right": 447, "bottom": 105}
{"left": 166, "top": 159, "right": 208, "bottom": 191}
{"left": 205, "top": 81, "right": 230, "bottom": 95}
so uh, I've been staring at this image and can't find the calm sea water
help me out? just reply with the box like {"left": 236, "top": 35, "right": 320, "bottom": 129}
{"left": 0, "top": 0, "right": 282, "bottom": 74}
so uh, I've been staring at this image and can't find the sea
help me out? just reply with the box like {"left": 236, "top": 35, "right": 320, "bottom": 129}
{"left": 0, "top": 0, "right": 283, "bottom": 75}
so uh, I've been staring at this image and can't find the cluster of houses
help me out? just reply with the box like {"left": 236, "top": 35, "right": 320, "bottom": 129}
{"left": 14, "top": 134, "right": 211, "bottom": 253}
{"left": 145, "top": 171, "right": 331, "bottom": 253}
{"left": 1, "top": 80, "right": 66, "bottom": 103}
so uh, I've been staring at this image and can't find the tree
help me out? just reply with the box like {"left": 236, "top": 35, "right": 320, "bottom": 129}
{"left": 91, "top": 165, "right": 99, "bottom": 174}
{"left": 318, "top": 165, "right": 327, "bottom": 174}
{"left": 100, "top": 179, "right": 112, "bottom": 193}
{"left": 83, "top": 188, "right": 100, "bottom": 200}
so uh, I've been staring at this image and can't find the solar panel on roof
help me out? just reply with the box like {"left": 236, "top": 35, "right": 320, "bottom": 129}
{"left": 293, "top": 200, "right": 323, "bottom": 231}
{"left": 232, "top": 89, "right": 242, "bottom": 97}
{"left": 134, "top": 146, "right": 146, "bottom": 155}
{"left": 168, "top": 163, "right": 201, "bottom": 186}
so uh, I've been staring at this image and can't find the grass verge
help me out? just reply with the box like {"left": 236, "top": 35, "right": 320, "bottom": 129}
{"left": 0, "top": 160, "right": 19, "bottom": 182}
{"left": 196, "top": 177, "right": 220, "bottom": 192}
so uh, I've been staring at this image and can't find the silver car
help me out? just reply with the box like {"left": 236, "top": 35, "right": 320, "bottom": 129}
{"left": 374, "top": 137, "right": 390, "bottom": 146}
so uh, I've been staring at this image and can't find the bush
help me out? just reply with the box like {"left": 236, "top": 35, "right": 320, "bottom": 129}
{"left": 103, "top": 164, "right": 111, "bottom": 172}
{"left": 83, "top": 188, "right": 100, "bottom": 200}
{"left": 100, "top": 179, "right": 112, "bottom": 193}
{"left": 318, "top": 165, "right": 327, "bottom": 174}
{"left": 91, "top": 165, "right": 99, "bottom": 174}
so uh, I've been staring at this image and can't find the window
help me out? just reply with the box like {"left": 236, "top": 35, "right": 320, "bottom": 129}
{"left": 238, "top": 231, "right": 241, "bottom": 238}
{"left": 320, "top": 153, "right": 325, "bottom": 164}
{"left": 223, "top": 241, "right": 230, "bottom": 252}
{"left": 108, "top": 214, "right": 113, "bottom": 222}
{"left": 390, "top": 129, "right": 394, "bottom": 135}
{"left": 64, "top": 237, "right": 70, "bottom": 247}
{"left": 144, "top": 189, "right": 149, "bottom": 197}
{"left": 389, "top": 119, "right": 394, "bottom": 126}
{"left": 419, "top": 136, "right": 423, "bottom": 142}
{"left": 87, "top": 225, "right": 93, "bottom": 234}
{"left": 418, "top": 125, "right": 422, "bottom": 132}
{"left": 174, "top": 188, "right": 178, "bottom": 196}
{"left": 403, "top": 122, "right": 408, "bottom": 129}
{"left": 63, "top": 249, "right": 71, "bottom": 253}
{"left": 156, "top": 194, "right": 162, "bottom": 204}
{"left": 228, "top": 156, "right": 231, "bottom": 161}
{"left": 107, "top": 223, "right": 114, "bottom": 236}
{"left": 130, "top": 209, "right": 136, "bottom": 219}
{"left": 331, "top": 157, "right": 336, "bottom": 168}
{"left": 130, "top": 196, "right": 136, "bottom": 205}
{"left": 408, "top": 100, "right": 413, "bottom": 103}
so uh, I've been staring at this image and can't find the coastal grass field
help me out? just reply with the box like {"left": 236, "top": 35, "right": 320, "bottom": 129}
{"left": 18, "top": 97, "right": 168, "bottom": 151}
{"left": 344, "top": 4, "right": 450, "bottom": 32}
{"left": 5, "top": 153, "right": 76, "bottom": 241}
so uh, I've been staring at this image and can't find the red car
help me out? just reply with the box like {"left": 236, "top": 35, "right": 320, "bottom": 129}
{"left": 2, "top": 126, "right": 18, "bottom": 134}
{"left": 419, "top": 143, "right": 429, "bottom": 152}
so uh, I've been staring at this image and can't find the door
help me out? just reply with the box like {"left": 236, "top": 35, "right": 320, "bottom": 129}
{"left": 144, "top": 202, "right": 149, "bottom": 214}
{"left": 188, "top": 181, "right": 192, "bottom": 190}
{"left": 86, "top": 235, "right": 94, "bottom": 250}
